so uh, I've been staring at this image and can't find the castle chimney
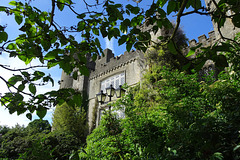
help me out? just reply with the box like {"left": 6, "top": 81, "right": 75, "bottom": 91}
{"left": 103, "top": 48, "right": 114, "bottom": 63}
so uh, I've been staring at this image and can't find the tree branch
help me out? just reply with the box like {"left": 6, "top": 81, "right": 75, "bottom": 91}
{"left": 50, "top": 0, "right": 56, "bottom": 27}
{"left": 0, "top": 76, "right": 34, "bottom": 98}
{"left": 0, "top": 64, "right": 47, "bottom": 72}
{"left": 169, "top": 0, "right": 189, "bottom": 42}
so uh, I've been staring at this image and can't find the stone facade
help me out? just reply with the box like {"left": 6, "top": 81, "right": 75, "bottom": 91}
{"left": 87, "top": 49, "right": 146, "bottom": 129}
{"left": 59, "top": 47, "right": 146, "bottom": 130}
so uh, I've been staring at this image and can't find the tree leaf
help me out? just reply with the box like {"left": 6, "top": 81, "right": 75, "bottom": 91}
{"left": 100, "top": 27, "right": 108, "bottom": 37}
{"left": 29, "top": 83, "right": 36, "bottom": 95}
{"left": 126, "top": 42, "right": 133, "bottom": 52}
{"left": 167, "top": 40, "right": 178, "bottom": 55}
{"left": 77, "top": 13, "right": 86, "bottom": 19}
{"left": 37, "top": 107, "right": 47, "bottom": 119}
{"left": 77, "top": 21, "right": 86, "bottom": 31}
{"left": 73, "top": 93, "right": 82, "bottom": 107}
{"left": 34, "top": 71, "right": 45, "bottom": 77}
{"left": 0, "top": 31, "right": 8, "bottom": 42}
{"left": 79, "top": 66, "right": 89, "bottom": 76}
{"left": 234, "top": 145, "right": 240, "bottom": 152}
{"left": 9, "top": 1, "right": 17, "bottom": 6}
{"left": 44, "top": 50, "right": 60, "bottom": 60}
{"left": 15, "top": 14, "right": 23, "bottom": 25}
{"left": 195, "top": 60, "right": 206, "bottom": 71}
{"left": 186, "top": 49, "right": 195, "bottom": 57}
{"left": 8, "top": 75, "right": 24, "bottom": 87}
{"left": 118, "top": 35, "right": 127, "bottom": 45}
{"left": 26, "top": 113, "right": 32, "bottom": 120}
{"left": 232, "top": 14, "right": 240, "bottom": 28}
{"left": 215, "top": 55, "right": 228, "bottom": 69}
{"left": 7, "top": 43, "right": 17, "bottom": 50}
{"left": 73, "top": 71, "right": 78, "bottom": 80}
{"left": 92, "top": 27, "right": 99, "bottom": 36}
{"left": 182, "top": 62, "right": 191, "bottom": 71}
{"left": 56, "top": 0, "right": 65, "bottom": 11}
{"left": 167, "top": 0, "right": 176, "bottom": 15}
{"left": 18, "top": 84, "right": 25, "bottom": 92}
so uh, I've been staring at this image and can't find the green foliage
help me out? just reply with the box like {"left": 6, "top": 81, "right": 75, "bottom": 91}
{"left": 225, "top": 33, "right": 240, "bottom": 80}
{"left": 52, "top": 100, "right": 88, "bottom": 142}
{"left": 26, "top": 119, "right": 51, "bottom": 135}
{"left": 19, "top": 131, "right": 81, "bottom": 160}
{"left": 0, "top": 120, "right": 83, "bottom": 160}
{"left": 0, "top": 124, "right": 28, "bottom": 159}
{"left": 81, "top": 65, "right": 240, "bottom": 159}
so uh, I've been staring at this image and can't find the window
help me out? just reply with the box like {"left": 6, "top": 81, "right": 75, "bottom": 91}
{"left": 98, "top": 72, "right": 126, "bottom": 125}
{"left": 100, "top": 72, "right": 125, "bottom": 93}
{"left": 112, "top": 106, "right": 125, "bottom": 119}
{"left": 98, "top": 106, "right": 125, "bottom": 125}
{"left": 98, "top": 106, "right": 111, "bottom": 125}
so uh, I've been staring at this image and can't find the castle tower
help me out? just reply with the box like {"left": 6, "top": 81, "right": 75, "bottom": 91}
{"left": 205, "top": 0, "right": 240, "bottom": 39}
{"left": 60, "top": 52, "right": 91, "bottom": 93}
{"left": 59, "top": 71, "right": 73, "bottom": 89}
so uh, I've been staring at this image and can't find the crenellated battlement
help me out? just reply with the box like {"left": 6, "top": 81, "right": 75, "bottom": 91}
{"left": 182, "top": 30, "right": 217, "bottom": 59}
{"left": 89, "top": 49, "right": 144, "bottom": 80}
{"left": 188, "top": 30, "right": 216, "bottom": 48}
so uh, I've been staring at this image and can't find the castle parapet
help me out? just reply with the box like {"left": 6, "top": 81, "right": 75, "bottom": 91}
{"left": 90, "top": 49, "right": 143, "bottom": 80}
{"left": 183, "top": 30, "right": 217, "bottom": 59}
{"left": 188, "top": 31, "right": 216, "bottom": 48}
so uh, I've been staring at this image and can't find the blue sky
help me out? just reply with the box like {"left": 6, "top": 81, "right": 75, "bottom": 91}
{"left": 0, "top": 0, "right": 214, "bottom": 127}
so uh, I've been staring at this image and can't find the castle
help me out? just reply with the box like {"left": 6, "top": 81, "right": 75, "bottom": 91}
{"left": 59, "top": 0, "right": 240, "bottom": 130}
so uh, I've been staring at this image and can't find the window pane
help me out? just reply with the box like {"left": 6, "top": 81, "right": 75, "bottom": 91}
{"left": 115, "top": 79, "right": 119, "bottom": 88}
{"left": 100, "top": 72, "right": 125, "bottom": 93}
{"left": 120, "top": 77, "right": 125, "bottom": 85}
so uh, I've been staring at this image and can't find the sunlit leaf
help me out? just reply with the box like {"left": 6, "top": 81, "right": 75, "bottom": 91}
{"left": 9, "top": 1, "right": 17, "bottom": 6}
{"left": 186, "top": 50, "right": 195, "bottom": 57}
{"left": 7, "top": 43, "right": 17, "bottom": 50}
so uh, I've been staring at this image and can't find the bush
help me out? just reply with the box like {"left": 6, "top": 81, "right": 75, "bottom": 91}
{"left": 81, "top": 67, "right": 240, "bottom": 159}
